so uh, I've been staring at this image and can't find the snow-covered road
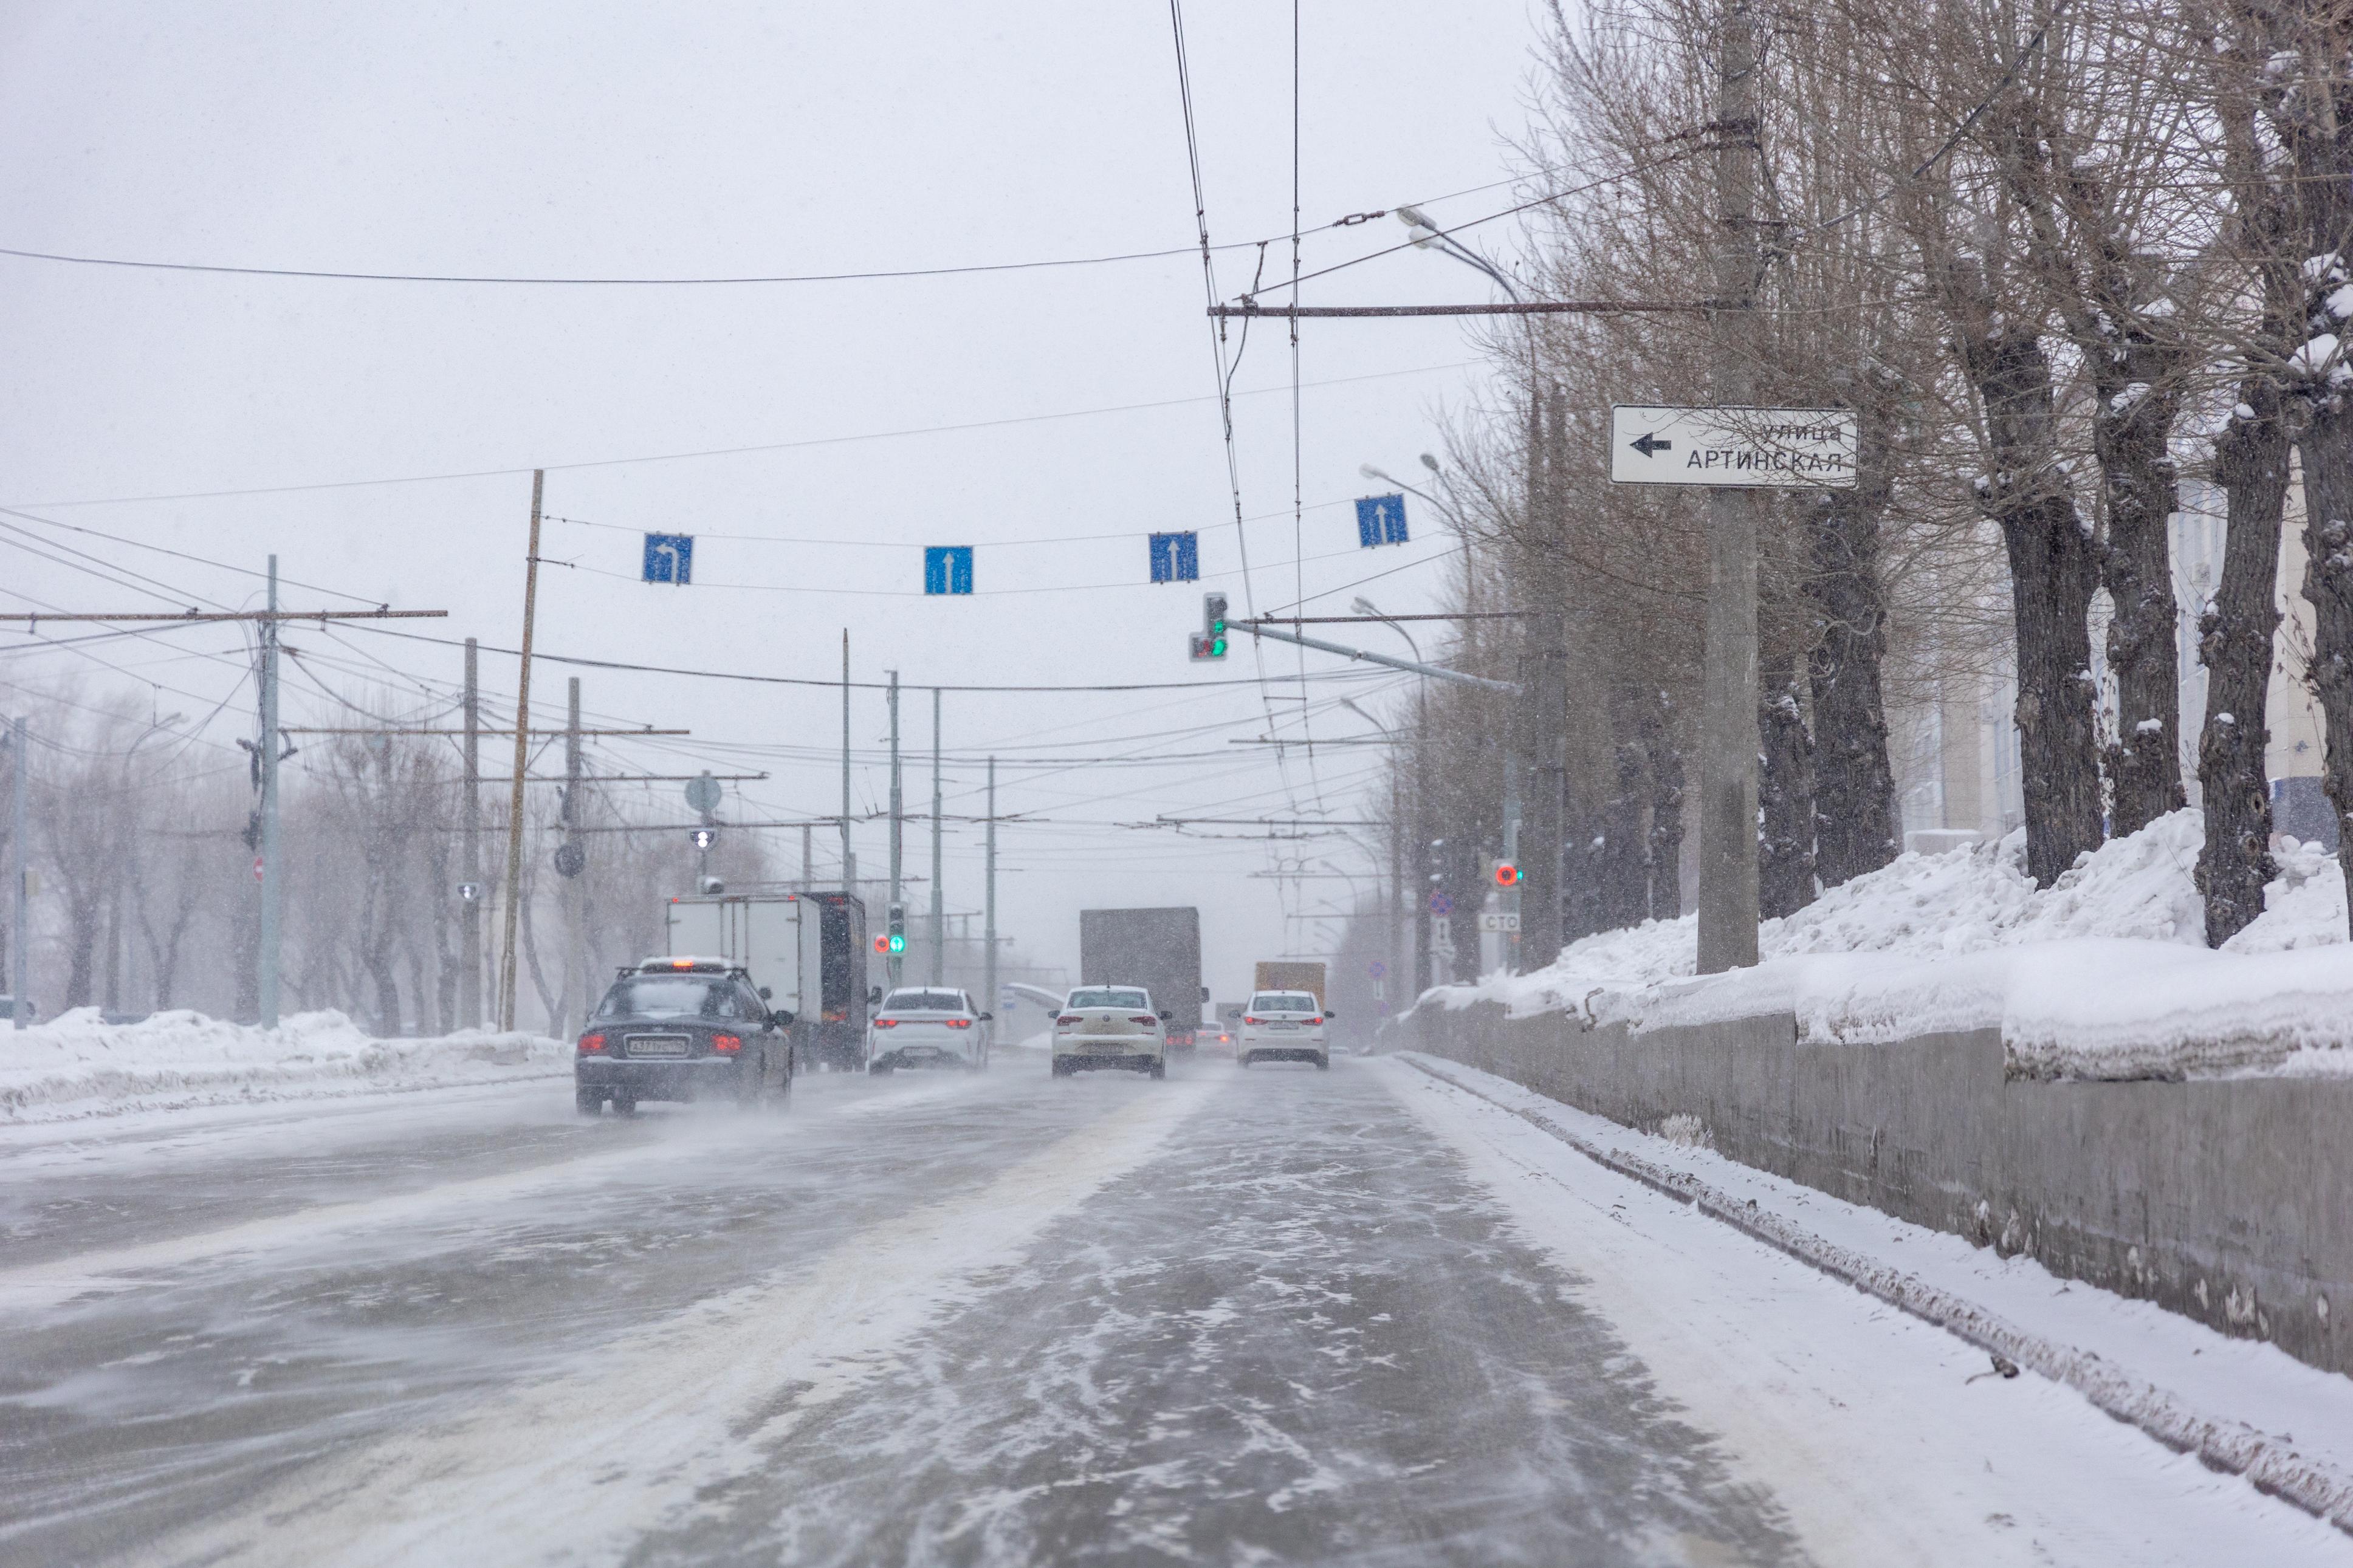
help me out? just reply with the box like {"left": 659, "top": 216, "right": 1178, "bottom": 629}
{"left": 2, "top": 1055, "right": 2344, "bottom": 1566}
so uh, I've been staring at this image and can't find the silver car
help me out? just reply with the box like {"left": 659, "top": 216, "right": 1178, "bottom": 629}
{"left": 1237, "top": 991, "right": 1330, "bottom": 1070}
{"left": 1051, "top": 985, "right": 1167, "bottom": 1079}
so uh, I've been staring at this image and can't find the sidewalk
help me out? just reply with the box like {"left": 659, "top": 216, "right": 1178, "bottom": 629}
{"left": 1401, "top": 1050, "right": 2353, "bottom": 1532}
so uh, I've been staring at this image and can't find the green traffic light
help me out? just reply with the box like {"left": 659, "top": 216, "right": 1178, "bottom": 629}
{"left": 1211, "top": 637, "right": 1227, "bottom": 657}
{"left": 888, "top": 932, "right": 907, "bottom": 954}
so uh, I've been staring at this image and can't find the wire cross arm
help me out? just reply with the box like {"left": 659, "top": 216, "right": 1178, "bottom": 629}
{"left": 1209, "top": 300, "right": 1712, "bottom": 319}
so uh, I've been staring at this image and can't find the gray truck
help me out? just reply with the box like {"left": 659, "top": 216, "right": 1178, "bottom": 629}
{"left": 1078, "top": 907, "right": 1204, "bottom": 1050}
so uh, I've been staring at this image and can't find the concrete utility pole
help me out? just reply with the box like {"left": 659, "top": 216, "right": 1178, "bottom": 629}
{"left": 498, "top": 469, "right": 545, "bottom": 1031}
{"left": 258, "top": 555, "right": 285, "bottom": 1028}
{"left": 563, "top": 676, "right": 583, "bottom": 1038}
{"left": 887, "top": 669, "right": 902, "bottom": 987}
{"left": 462, "top": 638, "right": 483, "bottom": 1029}
{"left": 930, "top": 688, "right": 944, "bottom": 985}
{"left": 840, "top": 632, "right": 855, "bottom": 894}
{"left": 802, "top": 823, "right": 812, "bottom": 891}
{"left": 9, "top": 716, "right": 26, "bottom": 1029}
{"left": 1698, "top": 1, "right": 1763, "bottom": 974}
{"left": 984, "top": 756, "right": 997, "bottom": 1023}
{"left": 1523, "top": 610, "right": 1568, "bottom": 969}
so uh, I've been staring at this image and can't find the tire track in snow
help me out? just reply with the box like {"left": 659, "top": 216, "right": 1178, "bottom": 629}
{"left": 138, "top": 1073, "right": 1216, "bottom": 1568}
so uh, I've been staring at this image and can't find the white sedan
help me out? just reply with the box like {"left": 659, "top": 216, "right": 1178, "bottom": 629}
{"left": 1051, "top": 986, "right": 1167, "bottom": 1079}
{"left": 1237, "top": 991, "right": 1331, "bottom": 1070}
{"left": 867, "top": 987, "right": 992, "bottom": 1073}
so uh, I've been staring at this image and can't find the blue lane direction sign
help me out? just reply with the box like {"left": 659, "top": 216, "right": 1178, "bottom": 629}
{"left": 642, "top": 533, "right": 695, "bottom": 584}
{"left": 1148, "top": 531, "right": 1200, "bottom": 583}
{"left": 923, "top": 546, "right": 974, "bottom": 595}
{"left": 1355, "top": 495, "right": 1408, "bottom": 547}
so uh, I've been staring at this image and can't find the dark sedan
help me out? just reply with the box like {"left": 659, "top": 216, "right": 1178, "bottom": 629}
{"left": 574, "top": 959, "right": 793, "bottom": 1115}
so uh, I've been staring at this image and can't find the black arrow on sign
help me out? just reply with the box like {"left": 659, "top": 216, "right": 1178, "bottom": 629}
{"left": 1630, "top": 431, "right": 1672, "bottom": 458}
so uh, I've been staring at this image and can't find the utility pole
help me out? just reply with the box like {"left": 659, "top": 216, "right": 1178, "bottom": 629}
{"left": 258, "top": 556, "right": 284, "bottom": 1028}
{"left": 9, "top": 716, "right": 26, "bottom": 1029}
{"left": 802, "top": 823, "right": 812, "bottom": 891}
{"left": 498, "top": 469, "right": 544, "bottom": 1031}
{"left": 840, "top": 632, "right": 855, "bottom": 894}
{"left": 1698, "top": 1, "right": 1762, "bottom": 973}
{"left": 462, "top": 638, "right": 483, "bottom": 1030}
{"left": 985, "top": 756, "right": 997, "bottom": 1022}
{"left": 1389, "top": 762, "right": 1405, "bottom": 1019}
{"left": 930, "top": 687, "right": 943, "bottom": 985}
{"left": 563, "top": 675, "right": 583, "bottom": 1038}
{"left": 1524, "top": 610, "right": 1568, "bottom": 969}
{"left": 887, "top": 669, "right": 902, "bottom": 987}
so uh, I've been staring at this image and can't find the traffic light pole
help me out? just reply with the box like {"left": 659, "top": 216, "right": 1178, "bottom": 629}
{"left": 1236, "top": 620, "right": 1517, "bottom": 693}
{"left": 930, "top": 688, "right": 944, "bottom": 985}
{"left": 887, "top": 669, "right": 902, "bottom": 988}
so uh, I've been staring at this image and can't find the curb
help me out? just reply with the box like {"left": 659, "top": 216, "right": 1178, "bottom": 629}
{"left": 1398, "top": 1051, "right": 2353, "bottom": 1535}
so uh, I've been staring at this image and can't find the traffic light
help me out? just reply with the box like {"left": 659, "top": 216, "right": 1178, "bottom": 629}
{"left": 1189, "top": 591, "right": 1229, "bottom": 661}
{"left": 1492, "top": 860, "right": 1520, "bottom": 888}
{"left": 872, "top": 934, "right": 891, "bottom": 955}
{"left": 887, "top": 903, "right": 907, "bottom": 955}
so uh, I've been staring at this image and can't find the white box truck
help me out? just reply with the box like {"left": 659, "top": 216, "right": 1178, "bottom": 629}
{"left": 662, "top": 892, "right": 873, "bottom": 1071}
{"left": 664, "top": 893, "right": 817, "bottom": 1022}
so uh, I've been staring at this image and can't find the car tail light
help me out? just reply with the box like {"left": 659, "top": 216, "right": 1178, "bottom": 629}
{"left": 1128, "top": 1015, "right": 1158, "bottom": 1026}
{"left": 872, "top": 1018, "right": 898, "bottom": 1029}
{"left": 1056, "top": 1014, "right": 1081, "bottom": 1026}
{"left": 1309, "top": 1017, "right": 1324, "bottom": 1026}
{"left": 944, "top": 1018, "right": 972, "bottom": 1029}
{"left": 1243, "top": 1016, "right": 1260, "bottom": 1025}
{"left": 577, "top": 1032, "right": 606, "bottom": 1054}
{"left": 712, "top": 1034, "right": 743, "bottom": 1053}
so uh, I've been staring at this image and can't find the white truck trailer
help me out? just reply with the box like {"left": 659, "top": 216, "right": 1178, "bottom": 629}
{"left": 662, "top": 891, "right": 873, "bottom": 1070}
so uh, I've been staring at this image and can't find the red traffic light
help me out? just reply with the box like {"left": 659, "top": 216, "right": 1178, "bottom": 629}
{"left": 1493, "top": 861, "right": 1520, "bottom": 888}
{"left": 872, "top": 934, "right": 890, "bottom": 954}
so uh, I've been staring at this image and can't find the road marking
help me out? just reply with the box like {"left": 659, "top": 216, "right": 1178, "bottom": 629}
{"left": 146, "top": 1073, "right": 1217, "bottom": 1567}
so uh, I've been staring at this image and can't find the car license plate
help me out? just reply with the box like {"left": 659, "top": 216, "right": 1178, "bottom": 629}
{"left": 627, "top": 1035, "right": 689, "bottom": 1057}
{"left": 1269, "top": 1021, "right": 1300, "bottom": 1032}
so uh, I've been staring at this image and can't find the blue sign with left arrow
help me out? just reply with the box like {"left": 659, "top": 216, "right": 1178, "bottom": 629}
{"left": 924, "top": 546, "right": 974, "bottom": 595}
{"left": 642, "top": 533, "right": 694, "bottom": 584}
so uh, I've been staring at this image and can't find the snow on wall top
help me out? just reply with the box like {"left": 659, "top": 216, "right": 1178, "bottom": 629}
{"left": 1419, "top": 810, "right": 2353, "bottom": 1080}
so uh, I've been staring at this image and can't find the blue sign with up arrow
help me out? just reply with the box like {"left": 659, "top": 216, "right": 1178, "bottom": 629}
{"left": 1148, "top": 532, "right": 1200, "bottom": 583}
{"left": 1355, "top": 495, "right": 1408, "bottom": 547}
{"left": 642, "top": 533, "right": 694, "bottom": 584}
{"left": 924, "top": 546, "right": 974, "bottom": 595}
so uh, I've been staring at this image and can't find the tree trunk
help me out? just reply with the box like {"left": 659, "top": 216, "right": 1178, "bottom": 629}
{"left": 1757, "top": 646, "right": 1816, "bottom": 920}
{"left": 1805, "top": 482, "right": 1899, "bottom": 886}
{"left": 1948, "top": 274, "right": 2105, "bottom": 885}
{"left": 1644, "top": 691, "right": 1685, "bottom": 919}
{"left": 2092, "top": 364, "right": 2187, "bottom": 837}
{"left": 2300, "top": 388, "right": 2353, "bottom": 925}
{"left": 2198, "top": 387, "right": 2291, "bottom": 945}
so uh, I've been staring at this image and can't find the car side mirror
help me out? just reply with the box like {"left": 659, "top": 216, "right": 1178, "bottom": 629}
{"left": 867, "top": 985, "right": 882, "bottom": 1006}
{"left": 1322, "top": 1007, "right": 1336, "bottom": 1018}
{"left": 771, "top": 1009, "right": 795, "bottom": 1028}
{"left": 1158, "top": 1010, "right": 1172, "bottom": 1021}
{"left": 758, "top": 986, "right": 773, "bottom": 1000}
{"left": 977, "top": 1011, "right": 993, "bottom": 1021}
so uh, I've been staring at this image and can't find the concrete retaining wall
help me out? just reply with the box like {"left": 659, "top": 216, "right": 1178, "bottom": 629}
{"left": 1411, "top": 1001, "right": 2353, "bottom": 1378}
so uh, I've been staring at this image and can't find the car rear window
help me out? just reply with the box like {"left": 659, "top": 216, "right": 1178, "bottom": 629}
{"left": 1069, "top": 988, "right": 1149, "bottom": 1010}
{"left": 1252, "top": 993, "right": 1318, "bottom": 1013}
{"left": 598, "top": 977, "right": 736, "bottom": 1019}
{"left": 884, "top": 990, "right": 966, "bottom": 1013}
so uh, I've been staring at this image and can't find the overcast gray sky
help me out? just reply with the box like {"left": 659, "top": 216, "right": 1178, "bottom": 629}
{"left": 0, "top": 1, "right": 1547, "bottom": 999}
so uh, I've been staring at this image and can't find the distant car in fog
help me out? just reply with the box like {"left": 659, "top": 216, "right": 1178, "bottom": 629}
{"left": 1238, "top": 991, "right": 1330, "bottom": 1070}
{"left": 1051, "top": 985, "right": 1167, "bottom": 1079}
{"left": 867, "top": 987, "right": 992, "bottom": 1073}
{"left": 575, "top": 957, "right": 793, "bottom": 1115}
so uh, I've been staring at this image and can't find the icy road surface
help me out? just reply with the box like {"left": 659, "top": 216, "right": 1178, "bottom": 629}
{"left": 2, "top": 1056, "right": 2344, "bottom": 1566}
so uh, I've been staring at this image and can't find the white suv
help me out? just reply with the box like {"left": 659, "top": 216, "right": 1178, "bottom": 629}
{"left": 867, "top": 987, "right": 992, "bottom": 1073}
{"left": 1238, "top": 991, "right": 1330, "bottom": 1070}
{"left": 1052, "top": 985, "right": 1167, "bottom": 1079}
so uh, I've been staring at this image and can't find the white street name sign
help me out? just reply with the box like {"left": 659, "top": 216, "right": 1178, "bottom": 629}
{"left": 1610, "top": 405, "right": 1858, "bottom": 489}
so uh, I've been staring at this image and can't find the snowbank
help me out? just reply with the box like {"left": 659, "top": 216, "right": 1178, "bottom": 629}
{"left": 0, "top": 1008, "right": 568, "bottom": 1123}
{"left": 1426, "top": 810, "right": 2353, "bottom": 1080}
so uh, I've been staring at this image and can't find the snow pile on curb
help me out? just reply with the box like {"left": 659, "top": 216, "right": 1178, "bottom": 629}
{"left": 1403, "top": 1052, "right": 2353, "bottom": 1533}
{"left": 1425, "top": 810, "right": 2353, "bottom": 1079}
{"left": 0, "top": 1008, "right": 568, "bottom": 1123}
